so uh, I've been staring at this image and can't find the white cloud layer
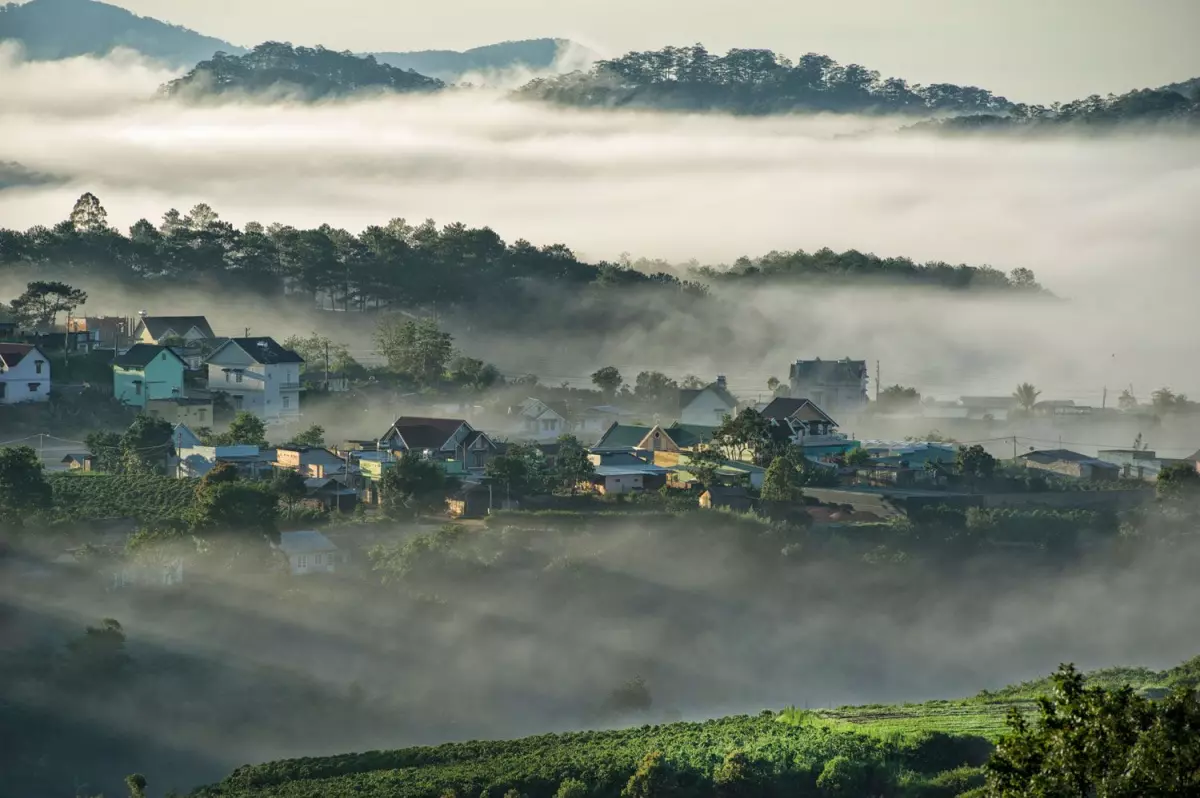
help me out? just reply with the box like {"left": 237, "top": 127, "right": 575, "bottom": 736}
{"left": 1, "top": 50, "right": 1199, "bottom": 405}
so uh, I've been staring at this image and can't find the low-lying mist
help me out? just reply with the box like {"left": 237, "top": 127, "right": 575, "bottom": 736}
{"left": 3, "top": 50, "right": 1199, "bottom": 402}
{"left": 4, "top": 516, "right": 1200, "bottom": 796}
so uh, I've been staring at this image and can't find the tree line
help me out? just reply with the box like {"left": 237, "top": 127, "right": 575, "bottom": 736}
{"left": 913, "top": 87, "right": 1200, "bottom": 132}
{"left": 517, "top": 44, "right": 1014, "bottom": 115}
{"left": 162, "top": 42, "right": 446, "bottom": 99}
{"left": 0, "top": 193, "right": 1047, "bottom": 330}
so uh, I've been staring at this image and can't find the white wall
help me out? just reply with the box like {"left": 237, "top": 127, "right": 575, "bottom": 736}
{"left": 289, "top": 551, "right": 338, "bottom": 575}
{"left": 681, "top": 388, "right": 735, "bottom": 426}
{"left": 0, "top": 347, "right": 50, "bottom": 404}
{"left": 208, "top": 345, "right": 301, "bottom": 421}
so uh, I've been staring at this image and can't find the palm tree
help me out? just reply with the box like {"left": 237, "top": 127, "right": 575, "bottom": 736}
{"left": 1013, "top": 382, "right": 1041, "bottom": 412}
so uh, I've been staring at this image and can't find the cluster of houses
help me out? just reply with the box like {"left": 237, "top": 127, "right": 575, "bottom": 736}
{"left": 2, "top": 312, "right": 311, "bottom": 426}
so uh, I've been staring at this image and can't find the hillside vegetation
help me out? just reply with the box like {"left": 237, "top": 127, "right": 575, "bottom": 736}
{"left": 48, "top": 472, "right": 198, "bottom": 521}
{"left": 912, "top": 86, "right": 1200, "bottom": 133}
{"left": 517, "top": 44, "right": 1014, "bottom": 115}
{"left": 162, "top": 42, "right": 445, "bottom": 99}
{"left": 194, "top": 654, "right": 1200, "bottom": 798}
{"left": 0, "top": 0, "right": 240, "bottom": 65}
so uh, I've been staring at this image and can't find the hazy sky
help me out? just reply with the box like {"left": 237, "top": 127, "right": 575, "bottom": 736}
{"left": 102, "top": 0, "right": 1200, "bottom": 103}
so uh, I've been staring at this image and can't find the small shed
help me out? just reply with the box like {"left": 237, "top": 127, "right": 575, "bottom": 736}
{"left": 61, "top": 453, "right": 94, "bottom": 472}
{"left": 447, "top": 482, "right": 492, "bottom": 519}
{"left": 699, "top": 485, "right": 755, "bottom": 512}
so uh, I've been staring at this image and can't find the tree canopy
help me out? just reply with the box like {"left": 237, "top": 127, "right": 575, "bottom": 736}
{"left": 518, "top": 44, "right": 1014, "bottom": 116}
{"left": 162, "top": 42, "right": 445, "bottom": 99}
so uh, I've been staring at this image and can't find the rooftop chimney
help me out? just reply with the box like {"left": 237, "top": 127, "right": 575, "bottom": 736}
{"left": 716, "top": 375, "right": 727, "bottom": 389}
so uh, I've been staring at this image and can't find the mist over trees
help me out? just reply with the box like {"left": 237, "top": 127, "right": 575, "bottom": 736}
{"left": 0, "top": 194, "right": 1046, "bottom": 338}
{"left": 517, "top": 44, "right": 1015, "bottom": 115}
{"left": 163, "top": 42, "right": 446, "bottom": 99}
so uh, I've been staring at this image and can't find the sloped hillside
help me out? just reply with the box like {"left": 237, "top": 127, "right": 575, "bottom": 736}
{"left": 0, "top": 0, "right": 241, "bottom": 65}
{"left": 163, "top": 42, "right": 444, "bottom": 100}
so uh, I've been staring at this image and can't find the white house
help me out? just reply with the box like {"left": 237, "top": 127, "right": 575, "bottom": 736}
{"left": 277, "top": 530, "right": 343, "bottom": 575}
{"left": 678, "top": 376, "right": 738, "bottom": 426}
{"left": 205, "top": 337, "right": 304, "bottom": 422}
{"left": 0, "top": 343, "right": 50, "bottom": 404}
{"left": 510, "top": 397, "right": 568, "bottom": 441}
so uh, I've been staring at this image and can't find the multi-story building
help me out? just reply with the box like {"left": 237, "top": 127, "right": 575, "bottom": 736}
{"left": 204, "top": 337, "right": 304, "bottom": 422}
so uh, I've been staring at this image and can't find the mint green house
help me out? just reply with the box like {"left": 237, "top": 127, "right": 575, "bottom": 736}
{"left": 113, "top": 344, "right": 186, "bottom": 408}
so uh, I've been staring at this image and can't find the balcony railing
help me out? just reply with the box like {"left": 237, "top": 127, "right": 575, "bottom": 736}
{"left": 278, "top": 382, "right": 301, "bottom": 390}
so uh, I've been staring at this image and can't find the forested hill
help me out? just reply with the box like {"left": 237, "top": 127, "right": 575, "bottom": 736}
{"left": 162, "top": 42, "right": 445, "bottom": 99}
{"left": 372, "top": 39, "right": 594, "bottom": 82}
{"left": 910, "top": 85, "right": 1200, "bottom": 133}
{"left": 516, "top": 44, "right": 1015, "bottom": 115}
{"left": 0, "top": 0, "right": 242, "bottom": 66}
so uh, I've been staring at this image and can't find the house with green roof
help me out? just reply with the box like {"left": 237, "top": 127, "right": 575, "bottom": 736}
{"left": 113, "top": 344, "right": 186, "bottom": 408}
{"left": 592, "top": 422, "right": 717, "bottom": 453}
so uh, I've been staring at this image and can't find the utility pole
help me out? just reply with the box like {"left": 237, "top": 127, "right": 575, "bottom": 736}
{"left": 244, "top": 327, "right": 251, "bottom": 338}
{"left": 1012, "top": 436, "right": 1017, "bottom": 460}
{"left": 1102, "top": 386, "right": 1107, "bottom": 410}
{"left": 324, "top": 340, "right": 330, "bottom": 391}
{"left": 875, "top": 360, "right": 880, "bottom": 403}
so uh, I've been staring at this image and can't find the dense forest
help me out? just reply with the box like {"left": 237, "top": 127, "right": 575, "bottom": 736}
{"left": 911, "top": 87, "right": 1200, "bottom": 133}
{"left": 516, "top": 44, "right": 1015, "bottom": 115}
{"left": 694, "top": 250, "right": 1042, "bottom": 292}
{"left": 162, "top": 42, "right": 445, "bottom": 99}
{"left": 0, "top": 194, "right": 1043, "bottom": 327}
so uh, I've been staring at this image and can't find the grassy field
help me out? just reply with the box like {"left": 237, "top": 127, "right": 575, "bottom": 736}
{"left": 812, "top": 698, "right": 1030, "bottom": 741}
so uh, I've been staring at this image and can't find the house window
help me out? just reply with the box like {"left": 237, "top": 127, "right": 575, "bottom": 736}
{"left": 0, "top": 383, "right": 6, "bottom": 399}
{"left": 34, "top": 360, "right": 43, "bottom": 375}
{"left": 297, "top": 555, "right": 307, "bottom": 568}
{"left": 135, "top": 381, "right": 142, "bottom": 396}
{"left": 235, "top": 371, "right": 243, "bottom": 384}
{"left": 233, "top": 395, "right": 243, "bottom": 409}
{"left": 27, "top": 383, "right": 38, "bottom": 392}
{"left": 197, "top": 409, "right": 207, "bottom": 422}
{"left": 225, "top": 371, "right": 231, "bottom": 383}
{"left": 283, "top": 395, "right": 290, "bottom": 409}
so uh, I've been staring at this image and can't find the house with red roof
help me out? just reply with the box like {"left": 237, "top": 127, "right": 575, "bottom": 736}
{"left": 0, "top": 343, "right": 50, "bottom": 403}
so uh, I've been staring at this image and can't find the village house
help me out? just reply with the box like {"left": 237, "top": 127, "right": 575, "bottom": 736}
{"left": 509, "top": 397, "right": 569, "bottom": 441}
{"left": 592, "top": 422, "right": 716, "bottom": 453}
{"left": 678, "top": 376, "right": 738, "bottom": 426}
{"left": 1019, "top": 449, "right": 1121, "bottom": 481}
{"left": 1096, "top": 449, "right": 1188, "bottom": 482}
{"left": 146, "top": 397, "right": 214, "bottom": 428}
{"left": 587, "top": 451, "right": 670, "bottom": 494}
{"left": 0, "top": 343, "right": 50, "bottom": 403}
{"left": 60, "top": 453, "right": 95, "bottom": 472}
{"left": 205, "top": 337, "right": 304, "bottom": 422}
{"left": 112, "top": 344, "right": 187, "bottom": 408}
{"left": 173, "top": 424, "right": 276, "bottom": 480}
{"left": 273, "top": 446, "right": 351, "bottom": 479}
{"left": 862, "top": 441, "right": 958, "bottom": 468}
{"left": 759, "top": 397, "right": 858, "bottom": 459}
{"left": 377, "top": 416, "right": 496, "bottom": 469}
{"left": 66, "top": 315, "right": 131, "bottom": 351}
{"left": 276, "top": 530, "right": 343, "bottom": 575}
{"left": 573, "top": 405, "right": 633, "bottom": 438}
{"left": 788, "top": 358, "right": 869, "bottom": 413}
{"left": 132, "top": 314, "right": 216, "bottom": 345}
